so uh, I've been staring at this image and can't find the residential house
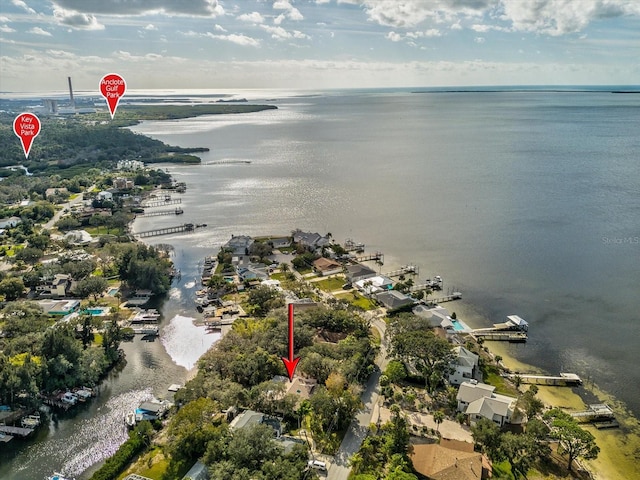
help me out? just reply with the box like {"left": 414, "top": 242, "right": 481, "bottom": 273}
{"left": 410, "top": 442, "right": 488, "bottom": 480}
{"left": 292, "top": 229, "right": 331, "bottom": 250}
{"left": 457, "top": 381, "right": 518, "bottom": 427}
{"left": 113, "top": 177, "right": 135, "bottom": 190}
{"left": 35, "top": 274, "right": 73, "bottom": 298}
{"left": 354, "top": 275, "right": 393, "bottom": 295}
{"left": 182, "top": 460, "right": 209, "bottom": 480}
{"left": 45, "top": 187, "right": 69, "bottom": 199}
{"left": 413, "top": 305, "right": 456, "bottom": 331}
{"left": 449, "top": 346, "right": 482, "bottom": 386}
{"left": 273, "top": 375, "right": 317, "bottom": 407}
{"left": 63, "top": 230, "right": 93, "bottom": 245}
{"left": 117, "top": 159, "right": 145, "bottom": 171}
{"left": 229, "top": 409, "right": 282, "bottom": 437}
{"left": 345, "top": 263, "right": 377, "bottom": 283}
{"left": 312, "top": 257, "right": 343, "bottom": 276}
{"left": 0, "top": 216, "right": 22, "bottom": 229}
{"left": 37, "top": 299, "right": 81, "bottom": 316}
{"left": 374, "top": 290, "right": 415, "bottom": 312}
{"left": 237, "top": 264, "right": 269, "bottom": 282}
{"left": 96, "top": 190, "right": 113, "bottom": 202}
{"left": 224, "top": 235, "right": 254, "bottom": 256}
{"left": 270, "top": 237, "right": 291, "bottom": 249}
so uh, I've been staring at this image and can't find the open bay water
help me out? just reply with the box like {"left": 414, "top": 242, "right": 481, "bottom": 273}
{"left": 129, "top": 89, "right": 640, "bottom": 421}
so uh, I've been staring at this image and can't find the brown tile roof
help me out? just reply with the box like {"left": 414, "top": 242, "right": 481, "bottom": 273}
{"left": 411, "top": 444, "right": 483, "bottom": 480}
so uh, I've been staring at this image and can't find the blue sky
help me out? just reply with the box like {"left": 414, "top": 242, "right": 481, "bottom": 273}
{"left": 1, "top": 0, "right": 639, "bottom": 92}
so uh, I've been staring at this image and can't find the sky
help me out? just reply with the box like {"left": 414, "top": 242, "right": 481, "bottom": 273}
{"left": 0, "top": 0, "right": 639, "bottom": 92}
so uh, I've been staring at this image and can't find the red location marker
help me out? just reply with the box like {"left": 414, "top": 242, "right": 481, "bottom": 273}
{"left": 13, "top": 113, "right": 41, "bottom": 159}
{"left": 281, "top": 303, "right": 301, "bottom": 381}
{"left": 99, "top": 73, "right": 126, "bottom": 118}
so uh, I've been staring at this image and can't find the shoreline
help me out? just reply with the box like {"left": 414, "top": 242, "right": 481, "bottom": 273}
{"left": 448, "top": 301, "right": 640, "bottom": 480}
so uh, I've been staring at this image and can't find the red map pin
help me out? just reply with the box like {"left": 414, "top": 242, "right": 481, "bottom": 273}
{"left": 13, "top": 113, "right": 41, "bottom": 159}
{"left": 100, "top": 73, "right": 126, "bottom": 118}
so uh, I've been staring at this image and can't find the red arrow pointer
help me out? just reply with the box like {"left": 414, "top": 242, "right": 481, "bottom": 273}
{"left": 281, "top": 303, "right": 300, "bottom": 381}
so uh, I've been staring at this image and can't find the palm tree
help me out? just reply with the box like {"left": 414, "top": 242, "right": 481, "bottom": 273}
{"left": 433, "top": 410, "right": 445, "bottom": 434}
{"left": 280, "top": 262, "right": 290, "bottom": 273}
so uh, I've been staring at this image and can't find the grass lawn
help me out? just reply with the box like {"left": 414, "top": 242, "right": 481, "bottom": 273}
{"left": 93, "top": 333, "right": 103, "bottom": 346}
{"left": 295, "top": 266, "right": 313, "bottom": 275}
{"left": 315, "top": 276, "right": 346, "bottom": 292}
{"left": 270, "top": 272, "right": 287, "bottom": 281}
{"left": 482, "top": 364, "right": 519, "bottom": 396}
{"left": 335, "top": 292, "right": 377, "bottom": 311}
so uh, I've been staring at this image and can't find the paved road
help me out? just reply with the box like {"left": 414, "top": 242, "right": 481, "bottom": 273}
{"left": 43, "top": 187, "right": 93, "bottom": 230}
{"left": 327, "top": 316, "right": 389, "bottom": 480}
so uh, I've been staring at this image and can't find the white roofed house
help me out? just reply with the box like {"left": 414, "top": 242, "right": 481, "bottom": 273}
{"left": 456, "top": 380, "right": 520, "bottom": 426}
{"left": 224, "top": 235, "right": 254, "bottom": 256}
{"left": 97, "top": 190, "right": 113, "bottom": 202}
{"left": 354, "top": 275, "right": 393, "bottom": 295}
{"left": 448, "top": 346, "right": 482, "bottom": 386}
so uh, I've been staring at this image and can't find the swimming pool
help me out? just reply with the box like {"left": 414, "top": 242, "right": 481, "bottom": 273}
{"left": 107, "top": 288, "right": 119, "bottom": 296}
{"left": 451, "top": 319, "right": 466, "bottom": 332}
{"left": 83, "top": 307, "right": 110, "bottom": 316}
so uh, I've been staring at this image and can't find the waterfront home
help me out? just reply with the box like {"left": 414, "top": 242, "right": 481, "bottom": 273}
{"left": 224, "top": 234, "right": 254, "bottom": 255}
{"left": 374, "top": 290, "right": 415, "bottom": 312}
{"left": 456, "top": 381, "right": 518, "bottom": 426}
{"left": 345, "top": 263, "right": 377, "bottom": 283}
{"left": 354, "top": 275, "right": 394, "bottom": 295}
{"left": 271, "top": 237, "right": 292, "bottom": 249}
{"left": 272, "top": 375, "right": 317, "bottom": 407}
{"left": 410, "top": 441, "right": 489, "bottom": 480}
{"left": 448, "top": 346, "right": 482, "bottom": 386}
{"left": 37, "top": 299, "right": 81, "bottom": 316}
{"left": 96, "top": 190, "right": 114, "bottom": 202}
{"left": 312, "top": 257, "right": 343, "bottom": 276}
{"left": 292, "top": 229, "right": 331, "bottom": 250}
{"left": 35, "top": 274, "right": 73, "bottom": 298}
{"left": 113, "top": 177, "right": 135, "bottom": 190}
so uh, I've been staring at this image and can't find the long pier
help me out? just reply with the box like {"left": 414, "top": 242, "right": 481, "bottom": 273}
{"left": 204, "top": 318, "right": 236, "bottom": 328}
{"left": 504, "top": 372, "right": 582, "bottom": 386}
{"left": 354, "top": 252, "right": 384, "bottom": 263}
{"left": 384, "top": 265, "right": 419, "bottom": 277}
{"left": 471, "top": 331, "right": 528, "bottom": 342}
{"left": 571, "top": 404, "right": 614, "bottom": 420}
{"left": 0, "top": 425, "right": 34, "bottom": 437}
{"left": 139, "top": 208, "right": 184, "bottom": 217}
{"left": 429, "top": 292, "right": 462, "bottom": 303}
{"left": 142, "top": 198, "right": 182, "bottom": 208}
{"left": 135, "top": 223, "right": 195, "bottom": 238}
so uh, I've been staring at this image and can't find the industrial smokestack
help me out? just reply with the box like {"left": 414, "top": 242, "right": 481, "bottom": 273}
{"left": 68, "top": 76, "right": 75, "bottom": 109}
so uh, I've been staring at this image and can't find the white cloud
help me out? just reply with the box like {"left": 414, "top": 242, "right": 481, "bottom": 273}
{"left": 237, "top": 11, "right": 265, "bottom": 23}
{"left": 474, "top": 36, "right": 485, "bottom": 43}
{"left": 53, "top": 7, "right": 104, "bottom": 30}
{"left": 385, "top": 31, "right": 402, "bottom": 42}
{"left": 274, "top": 13, "right": 286, "bottom": 25}
{"left": 471, "top": 24, "right": 491, "bottom": 32}
{"left": 0, "top": 25, "right": 16, "bottom": 33}
{"left": 210, "top": 33, "right": 261, "bottom": 47}
{"left": 144, "top": 23, "right": 157, "bottom": 30}
{"left": 28, "top": 27, "right": 53, "bottom": 36}
{"left": 407, "top": 29, "right": 442, "bottom": 38}
{"left": 260, "top": 24, "right": 311, "bottom": 40}
{"left": 0, "top": 16, "right": 11, "bottom": 23}
{"left": 362, "top": 0, "right": 491, "bottom": 29}
{"left": 12, "top": 0, "right": 36, "bottom": 14}
{"left": 501, "top": 0, "right": 640, "bottom": 36}
{"left": 273, "top": 0, "right": 304, "bottom": 21}
{"left": 214, "top": 24, "right": 227, "bottom": 32}
{"left": 50, "top": 0, "right": 225, "bottom": 17}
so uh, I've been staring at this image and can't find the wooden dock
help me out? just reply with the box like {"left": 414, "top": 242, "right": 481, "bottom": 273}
{"left": 505, "top": 372, "right": 582, "bottom": 386}
{"left": 204, "top": 318, "right": 236, "bottom": 328}
{"left": 383, "top": 265, "right": 419, "bottom": 277}
{"left": 139, "top": 208, "right": 184, "bottom": 217}
{"left": 135, "top": 223, "right": 195, "bottom": 238}
{"left": 429, "top": 292, "right": 462, "bottom": 303}
{"left": 0, "top": 425, "right": 34, "bottom": 437}
{"left": 142, "top": 198, "right": 182, "bottom": 208}
{"left": 472, "top": 331, "right": 528, "bottom": 342}
{"left": 571, "top": 404, "right": 615, "bottom": 423}
{"left": 354, "top": 252, "right": 384, "bottom": 263}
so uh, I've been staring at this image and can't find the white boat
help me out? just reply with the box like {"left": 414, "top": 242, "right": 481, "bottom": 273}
{"left": 130, "top": 309, "right": 161, "bottom": 324}
{"left": 61, "top": 392, "right": 77, "bottom": 405}
{"left": 21, "top": 414, "right": 41, "bottom": 428}
{"left": 48, "top": 473, "right": 74, "bottom": 480}
{"left": 132, "top": 324, "right": 159, "bottom": 335}
{"left": 125, "top": 411, "right": 136, "bottom": 428}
